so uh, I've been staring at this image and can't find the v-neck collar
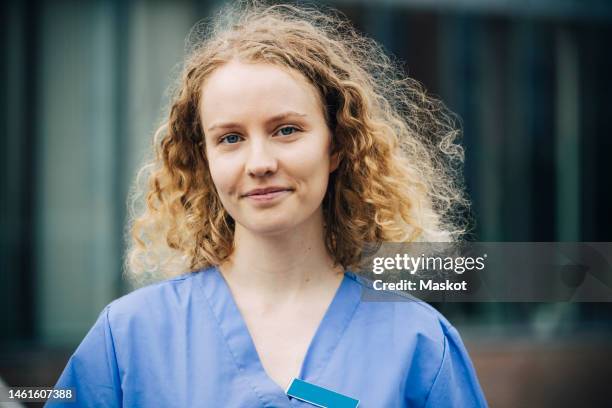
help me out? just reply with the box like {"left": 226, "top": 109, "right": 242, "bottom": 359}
{"left": 197, "top": 266, "right": 362, "bottom": 407}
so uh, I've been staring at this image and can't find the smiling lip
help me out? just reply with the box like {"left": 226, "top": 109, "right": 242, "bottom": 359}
{"left": 242, "top": 187, "right": 293, "bottom": 197}
{"left": 241, "top": 187, "right": 294, "bottom": 205}
{"left": 245, "top": 189, "right": 292, "bottom": 202}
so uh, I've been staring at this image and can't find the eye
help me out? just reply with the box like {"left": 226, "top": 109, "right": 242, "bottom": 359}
{"left": 219, "top": 134, "right": 243, "bottom": 144}
{"left": 276, "top": 126, "right": 299, "bottom": 136}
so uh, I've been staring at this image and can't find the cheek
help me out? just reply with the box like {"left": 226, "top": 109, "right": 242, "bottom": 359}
{"left": 285, "top": 140, "right": 331, "bottom": 185}
{"left": 206, "top": 154, "right": 239, "bottom": 195}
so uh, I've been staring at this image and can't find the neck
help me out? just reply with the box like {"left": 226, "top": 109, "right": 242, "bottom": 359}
{"left": 218, "top": 208, "right": 344, "bottom": 301}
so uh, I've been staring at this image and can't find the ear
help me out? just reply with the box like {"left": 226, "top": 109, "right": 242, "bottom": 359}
{"left": 329, "top": 150, "right": 342, "bottom": 173}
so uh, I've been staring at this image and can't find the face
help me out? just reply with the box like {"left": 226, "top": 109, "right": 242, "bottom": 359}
{"left": 200, "top": 60, "right": 340, "bottom": 236}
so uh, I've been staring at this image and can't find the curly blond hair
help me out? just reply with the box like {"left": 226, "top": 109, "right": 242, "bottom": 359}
{"left": 125, "top": 0, "right": 469, "bottom": 285}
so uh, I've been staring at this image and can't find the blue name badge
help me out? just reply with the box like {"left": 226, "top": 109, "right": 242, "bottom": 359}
{"left": 286, "top": 378, "right": 360, "bottom": 408}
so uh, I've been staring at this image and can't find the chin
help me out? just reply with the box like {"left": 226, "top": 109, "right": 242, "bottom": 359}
{"left": 235, "top": 206, "right": 320, "bottom": 236}
{"left": 245, "top": 214, "right": 306, "bottom": 235}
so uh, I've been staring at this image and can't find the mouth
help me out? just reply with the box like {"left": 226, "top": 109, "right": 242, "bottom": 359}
{"left": 243, "top": 189, "right": 293, "bottom": 202}
{"left": 243, "top": 188, "right": 294, "bottom": 198}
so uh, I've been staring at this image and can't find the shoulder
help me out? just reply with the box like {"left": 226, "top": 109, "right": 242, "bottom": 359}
{"left": 105, "top": 268, "right": 211, "bottom": 326}
{"left": 348, "top": 272, "right": 475, "bottom": 405}
{"left": 348, "top": 271, "right": 456, "bottom": 353}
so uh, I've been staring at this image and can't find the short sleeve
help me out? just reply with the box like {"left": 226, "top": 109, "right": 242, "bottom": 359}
{"left": 422, "top": 322, "right": 488, "bottom": 408}
{"left": 45, "top": 306, "right": 122, "bottom": 407}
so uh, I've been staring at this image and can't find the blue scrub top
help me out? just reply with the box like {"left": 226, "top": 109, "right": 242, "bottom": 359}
{"left": 47, "top": 267, "right": 488, "bottom": 407}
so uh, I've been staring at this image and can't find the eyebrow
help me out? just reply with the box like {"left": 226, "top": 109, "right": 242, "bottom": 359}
{"left": 205, "top": 111, "right": 308, "bottom": 133}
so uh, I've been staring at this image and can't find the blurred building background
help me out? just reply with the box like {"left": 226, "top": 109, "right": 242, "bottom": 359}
{"left": 1, "top": 0, "right": 612, "bottom": 406}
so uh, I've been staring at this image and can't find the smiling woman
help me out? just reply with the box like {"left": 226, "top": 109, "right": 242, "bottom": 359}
{"left": 201, "top": 61, "right": 339, "bottom": 238}
{"left": 48, "top": 1, "right": 487, "bottom": 407}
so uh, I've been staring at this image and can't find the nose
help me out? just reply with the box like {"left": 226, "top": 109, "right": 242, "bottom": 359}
{"left": 245, "top": 137, "right": 278, "bottom": 177}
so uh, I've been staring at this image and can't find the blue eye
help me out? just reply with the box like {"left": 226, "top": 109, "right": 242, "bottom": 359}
{"left": 277, "top": 126, "right": 298, "bottom": 136}
{"left": 220, "top": 134, "right": 242, "bottom": 144}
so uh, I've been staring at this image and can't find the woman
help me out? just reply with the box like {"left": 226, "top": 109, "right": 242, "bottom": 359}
{"left": 49, "top": 2, "right": 487, "bottom": 407}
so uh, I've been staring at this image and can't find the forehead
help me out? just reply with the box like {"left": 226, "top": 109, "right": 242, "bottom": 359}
{"left": 199, "top": 60, "right": 323, "bottom": 126}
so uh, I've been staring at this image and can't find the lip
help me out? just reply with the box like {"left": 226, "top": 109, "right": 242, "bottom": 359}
{"left": 245, "top": 189, "right": 292, "bottom": 203}
{"left": 242, "top": 186, "right": 293, "bottom": 197}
